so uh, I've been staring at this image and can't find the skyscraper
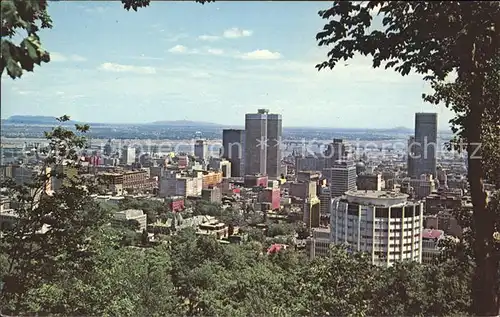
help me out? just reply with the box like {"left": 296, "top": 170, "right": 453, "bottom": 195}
{"left": 414, "top": 113, "right": 438, "bottom": 178}
{"left": 324, "top": 138, "right": 347, "bottom": 168}
{"left": 194, "top": 139, "right": 208, "bottom": 162}
{"left": 121, "top": 146, "right": 136, "bottom": 165}
{"left": 322, "top": 161, "right": 357, "bottom": 197}
{"left": 407, "top": 135, "right": 417, "bottom": 178}
{"left": 222, "top": 129, "right": 245, "bottom": 177}
{"left": 266, "top": 113, "right": 282, "bottom": 178}
{"left": 245, "top": 109, "right": 268, "bottom": 176}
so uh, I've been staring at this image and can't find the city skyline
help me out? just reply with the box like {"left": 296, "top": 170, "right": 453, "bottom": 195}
{"left": 1, "top": 1, "right": 456, "bottom": 129}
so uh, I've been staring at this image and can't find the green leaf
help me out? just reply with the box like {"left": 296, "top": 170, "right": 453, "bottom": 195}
{"left": 6, "top": 57, "right": 22, "bottom": 79}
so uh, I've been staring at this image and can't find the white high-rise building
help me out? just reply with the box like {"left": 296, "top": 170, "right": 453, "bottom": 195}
{"left": 121, "top": 146, "right": 136, "bottom": 165}
{"left": 330, "top": 190, "right": 423, "bottom": 267}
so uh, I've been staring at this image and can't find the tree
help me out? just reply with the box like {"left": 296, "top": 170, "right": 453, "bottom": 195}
{"left": 140, "top": 229, "right": 149, "bottom": 246}
{"left": 0, "top": 116, "right": 111, "bottom": 314}
{"left": 316, "top": 2, "right": 499, "bottom": 314}
{"left": 118, "top": 197, "right": 167, "bottom": 224}
{"left": 297, "top": 245, "right": 376, "bottom": 316}
{"left": 266, "top": 223, "right": 295, "bottom": 238}
{"left": 1, "top": 0, "right": 213, "bottom": 79}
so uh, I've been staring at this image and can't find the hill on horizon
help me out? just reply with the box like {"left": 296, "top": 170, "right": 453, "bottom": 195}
{"left": 2, "top": 115, "right": 78, "bottom": 125}
{"left": 150, "top": 119, "right": 223, "bottom": 127}
{"left": 1, "top": 115, "right": 222, "bottom": 127}
{"left": 2, "top": 115, "right": 451, "bottom": 133}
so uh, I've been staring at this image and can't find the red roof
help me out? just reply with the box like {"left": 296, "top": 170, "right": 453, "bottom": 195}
{"left": 267, "top": 244, "right": 284, "bottom": 255}
{"left": 422, "top": 229, "right": 444, "bottom": 239}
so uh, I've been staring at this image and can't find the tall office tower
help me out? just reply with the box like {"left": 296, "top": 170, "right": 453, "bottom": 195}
{"left": 245, "top": 109, "right": 268, "bottom": 176}
{"left": 266, "top": 113, "right": 283, "bottom": 179}
{"left": 222, "top": 129, "right": 245, "bottom": 177}
{"left": 414, "top": 113, "right": 438, "bottom": 177}
{"left": 103, "top": 139, "right": 112, "bottom": 156}
{"left": 407, "top": 135, "right": 417, "bottom": 178}
{"left": 322, "top": 161, "right": 357, "bottom": 197}
{"left": 324, "top": 138, "right": 346, "bottom": 168}
{"left": 330, "top": 190, "right": 423, "bottom": 267}
{"left": 121, "top": 146, "right": 136, "bottom": 165}
{"left": 194, "top": 139, "right": 209, "bottom": 162}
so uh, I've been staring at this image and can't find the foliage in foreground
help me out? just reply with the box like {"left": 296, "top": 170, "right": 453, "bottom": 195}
{"left": 1, "top": 227, "right": 473, "bottom": 317}
{"left": 315, "top": 1, "right": 499, "bottom": 314}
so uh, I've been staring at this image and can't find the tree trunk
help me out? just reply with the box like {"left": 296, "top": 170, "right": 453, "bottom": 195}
{"left": 468, "top": 83, "right": 499, "bottom": 316}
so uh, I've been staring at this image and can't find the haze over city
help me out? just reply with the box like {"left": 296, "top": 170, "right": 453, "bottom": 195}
{"left": 0, "top": 1, "right": 456, "bottom": 129}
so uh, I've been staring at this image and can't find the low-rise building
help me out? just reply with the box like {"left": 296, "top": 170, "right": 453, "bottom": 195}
{"left": 202, "top": 187, "right": 222, "bottom": 203}
{"left": 258, "top": 187, "right": 281, "bottom": 210}
{"left": 421, "top": 229, "right": 444, "bottom": 264}
{"left": 244, "top": 175, "right": 268, "bottom": 188}
{"left": 112, "top": 209, "right": 147, "bottom": 232}
{"left": 197, "top": 220, "right": 228, "bottom": 239}
{"left": 158, "top": 172, "right": 203, "bottom": 198}
{"left": 306, "top": 227, "right": 331, "bottom": 259}
{"left": 202, "top": 171, "right": 223, "bottom": 188}
{"left": 356, "top": 173, "right": 382, "bottom": 191}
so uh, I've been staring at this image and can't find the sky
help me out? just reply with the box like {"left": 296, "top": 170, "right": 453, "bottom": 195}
{"left": 1, "top": 1, "right": 455, "bottom": 129}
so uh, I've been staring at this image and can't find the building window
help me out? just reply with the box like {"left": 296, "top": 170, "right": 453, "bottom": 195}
{"left": 390, "top": 207, "right": 403, "bottom": 218}
{"left": 375, "top": 208, "right": 389, "bottom": 218}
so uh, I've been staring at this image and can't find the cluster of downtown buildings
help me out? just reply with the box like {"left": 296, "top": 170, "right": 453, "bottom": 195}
{"left": 2, "top": 111, "right": 493, "bottom": 267}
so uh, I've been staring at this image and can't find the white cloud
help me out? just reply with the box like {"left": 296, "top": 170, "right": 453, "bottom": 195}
{"left": 98, "top": 63, "right": 156, "bottom": 74}
{"left": 198, "top": 35, "right": 220, "bottom": 41}
{"left": 50, "top": 52, "right": 87, "bottom": 62}
{"left": 207, "top": 48, "right": 224, "bottom": 55}
{"left": 223, "top": 28, "right": 253, "bottom": 39}
{"left": 168, "top": 45, "right": 188, "bottom": 53}
{"left": 239, "top": 49, "right": 282, "bottom": 60}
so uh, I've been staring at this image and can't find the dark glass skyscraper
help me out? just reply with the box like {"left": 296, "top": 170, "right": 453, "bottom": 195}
{"left": 414, "top": 113, "right": 438, "bottom": 178}
{"left": 222, "top": 129, "right": 245, "bottom": 177}
{"left": 266, "top": 113, "right": 282, "bottom": 178}
{"left": 244, "top": 109, "right": 283, "bottom": 179}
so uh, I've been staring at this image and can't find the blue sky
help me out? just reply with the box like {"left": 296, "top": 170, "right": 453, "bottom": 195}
{"left": 1, "top": 1, "right": 455, "bottom": 129}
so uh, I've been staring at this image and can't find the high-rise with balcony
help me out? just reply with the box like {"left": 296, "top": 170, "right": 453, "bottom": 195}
{"left": 222, "top": 129, "right": 245, "bottom": 177}
{"left": 330, "top": 190, "right": 423, "bottom": 267}
{"left": 414, "top": 113, "right": 438, "bottom": 178}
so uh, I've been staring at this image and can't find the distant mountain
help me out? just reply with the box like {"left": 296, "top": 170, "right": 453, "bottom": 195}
{"left": 149, "top": 120, "right": 223, "bottom": 127}
{"left": 2, "top": 115, "right": 78, "bottom": 125}
{"left": 1, "top": 116, "right": 222, "bottom": 127}
{"left": 384, "top": 126, "right": 413, "bottom": 133}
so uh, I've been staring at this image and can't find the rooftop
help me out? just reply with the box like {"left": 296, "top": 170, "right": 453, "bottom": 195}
{"left": 115, "top": 209, "right": 145, "bottom": 218}
{"left": 345, "top": 190, "right": 408, "bottom": 200}
{"left": 422, "top": 229, "right": 445, "bottom": 239}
